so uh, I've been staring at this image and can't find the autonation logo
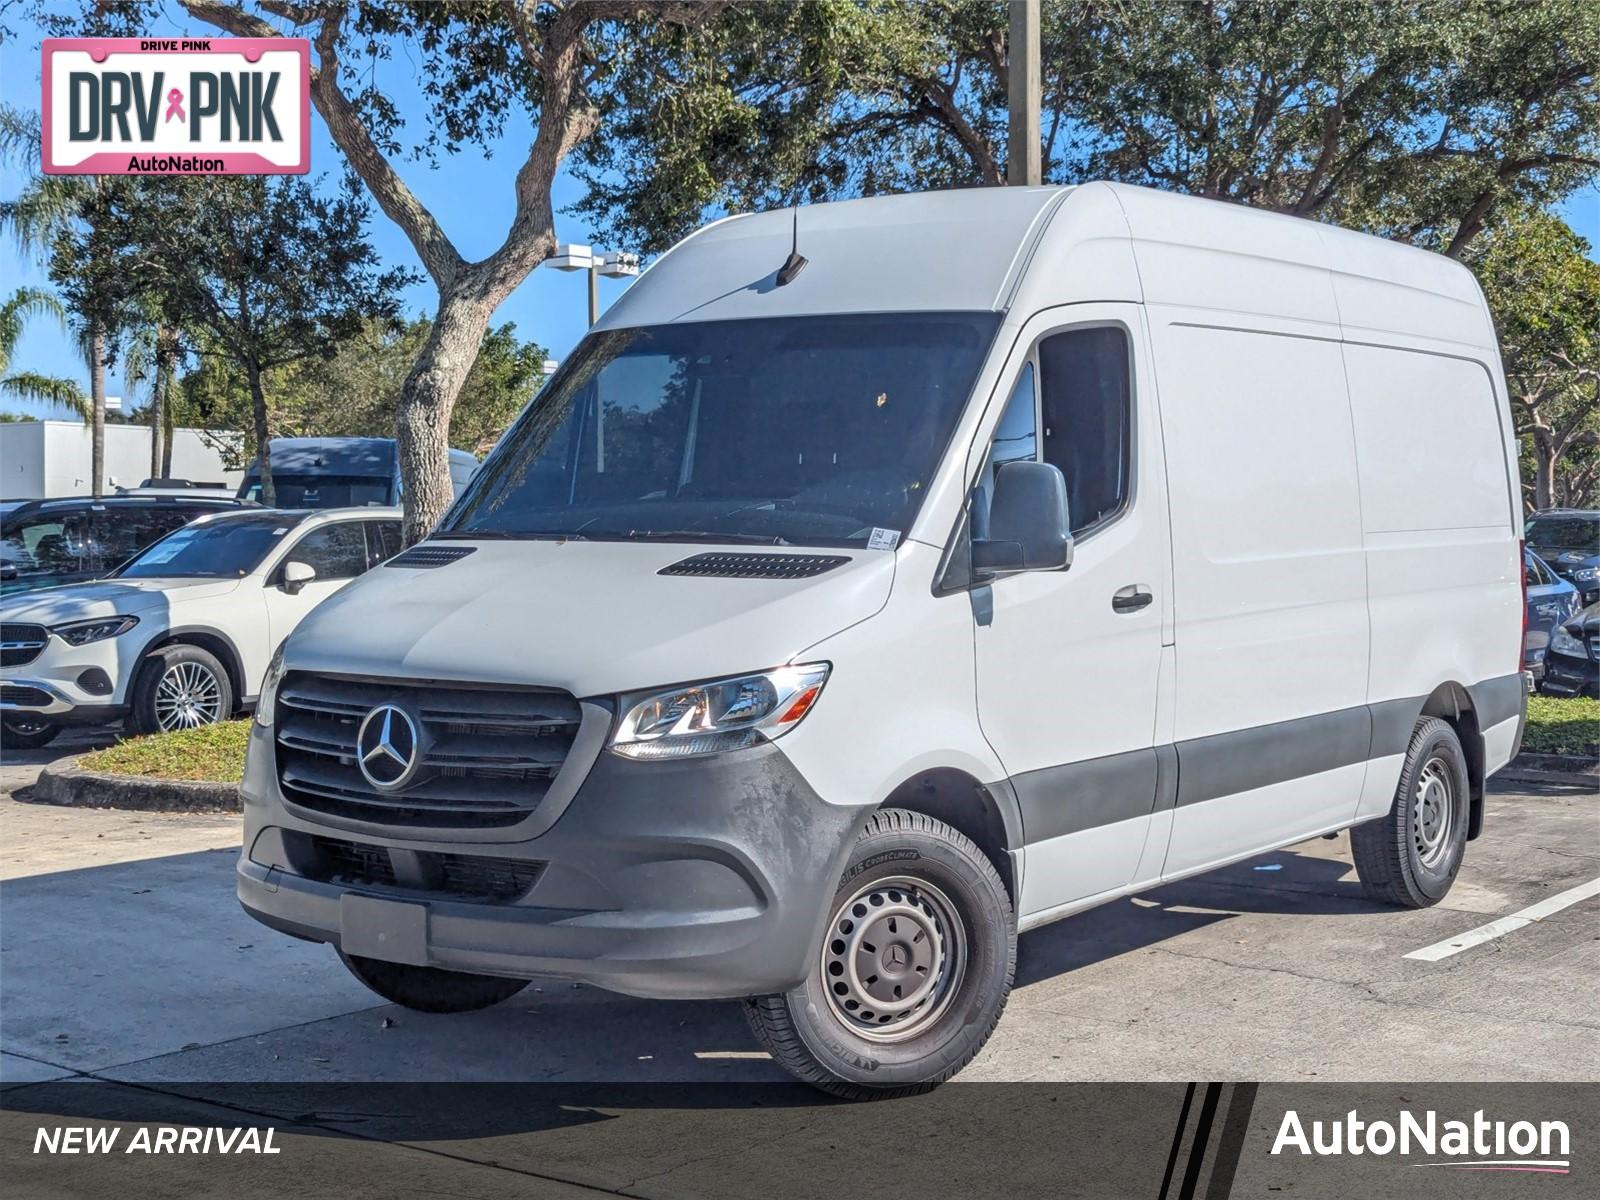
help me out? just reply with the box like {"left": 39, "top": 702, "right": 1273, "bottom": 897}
{"left": 1272, "top": 1108, "right": 1571, "bottom": 1174}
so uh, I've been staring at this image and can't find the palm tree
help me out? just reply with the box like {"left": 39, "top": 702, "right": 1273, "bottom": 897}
{"left": 119, "top": 310, "right": 182, "bottom": 478}
{"left": 0, "top": 104, "right": 111, "bottom": 495}
{"left": 0, "top": 287, "right": 89, "bottom": 417}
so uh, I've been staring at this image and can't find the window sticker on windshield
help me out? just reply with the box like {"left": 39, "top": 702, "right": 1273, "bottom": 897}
{"left": 137, "top": 540, "right": 187, "bottom": 564}
{"left": 867, "top": 527, "right": 901, "bottom": 551}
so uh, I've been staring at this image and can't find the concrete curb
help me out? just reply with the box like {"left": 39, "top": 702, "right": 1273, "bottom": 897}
{"left": 31, "top": 762, "right": 241, "bottom": 813}
{"left": 1498, "top": 752, "right": 1598, "bottom": 789}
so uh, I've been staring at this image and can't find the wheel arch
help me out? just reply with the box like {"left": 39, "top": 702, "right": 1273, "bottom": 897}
{"left": 1417, "top": 681, "right": 1485, "bottom": 840}
{"left": 876, "top": 767, "right": 1021, "bottom": 904}
{"left": 139, "top": 626, "right": 248, "bottom": 717}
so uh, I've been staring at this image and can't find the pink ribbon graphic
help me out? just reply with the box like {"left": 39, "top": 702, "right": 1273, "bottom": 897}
{"left": 164, "top": 88, "right": 185, "bottom": 123}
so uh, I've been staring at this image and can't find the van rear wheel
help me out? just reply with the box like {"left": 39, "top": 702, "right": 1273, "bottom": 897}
{"left": 746, "top": 808, "right": 1015, "bottom": 1099}
{"left": 338, "top": 951, "right": 531, "bottom": 1013}
{"left": 1351, "top": 717, "right": 1469, "bottom": 908}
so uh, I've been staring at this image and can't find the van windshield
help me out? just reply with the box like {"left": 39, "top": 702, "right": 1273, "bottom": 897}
{"left": 1526, "top": 514, "right": 1598, "bottom": 554}
{"left": 238, "top": 474, "right": 391, "bottom": 508}
{"left": 442, "top": 313, "right": 1002, "bottom": 548}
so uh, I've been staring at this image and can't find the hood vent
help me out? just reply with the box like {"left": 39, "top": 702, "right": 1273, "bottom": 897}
{"left": 386, "top": 544, "right": 477, "bottom": 570}
{"left": 659, "top": 552, "right": 851, "bottom": 580}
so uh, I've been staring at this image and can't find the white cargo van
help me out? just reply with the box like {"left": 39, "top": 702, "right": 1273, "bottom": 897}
{"left": 238, "top": 183, "right": 1524, "bottom": 1097}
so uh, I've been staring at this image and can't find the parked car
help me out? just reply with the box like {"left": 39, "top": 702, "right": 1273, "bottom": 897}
{"left": 0, "top": 494, "right": 253, "bottom": 597}
{"left": 1524, "top": 549, "right": 1582, "bottom": 684}
{"left": 1542, "top": 602, "right": 1600, "bottom": 698}
{"left": 0, "top": 506, "right": 402, "bottom": 749}
{"left": 237, "top": 438, "right": 480, "bottom": 508}
{"left": 237, "top": 183, "right": 1525, "bottom": 1098}
{"left": 1525, "top": 509, "right": 1600, "bottom": 607}
{"left": 117, "top": 479, "right": 237, "bottom": 499}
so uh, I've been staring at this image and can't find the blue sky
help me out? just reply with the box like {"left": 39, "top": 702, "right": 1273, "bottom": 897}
{"left": 2, "top": 3, "right": 1597, "bottom": 421}
{"left": 1, "top": 2, "right": 639, "bottom": 417}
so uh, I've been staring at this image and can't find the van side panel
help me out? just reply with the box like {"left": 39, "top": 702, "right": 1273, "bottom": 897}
{"left": 1153, "top": 323, "right": 1369, "bottom": 740}
{"left": 1345, "top": 342, "right": 1523, "bottom": 813}
{"left": 1149, "top": 318, "right": 1372, "bottom": 875}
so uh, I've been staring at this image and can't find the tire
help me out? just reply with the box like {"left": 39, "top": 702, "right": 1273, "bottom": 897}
{"left": 1, "top": 715, "right": 60, "bottom": 750}
{"left": 1351, "top": 716, "right": 1470, "bottom": 908}
{"left": 129, "top": 644, "right": 233, "bottom": 734}
{"left": 339, "top": 951, "right": 531, "bottom": 1014}
{"left": 746, "top": 808, "right": 1016, "bottom": 1100}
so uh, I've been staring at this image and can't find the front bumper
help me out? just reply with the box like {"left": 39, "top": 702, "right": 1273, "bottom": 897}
{"left": 1541, "top": 649, "right": 1599, "bottom": 697}
{"left": 237, "top": 722, "right": 873, "bottom": 1000}
{"left": 1, "top": 632, "right": 135, "bottom": 715}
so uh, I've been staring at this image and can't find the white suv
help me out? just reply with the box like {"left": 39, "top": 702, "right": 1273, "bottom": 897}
{"left": 0, "top": 507, "right": 402, "bottom": 748}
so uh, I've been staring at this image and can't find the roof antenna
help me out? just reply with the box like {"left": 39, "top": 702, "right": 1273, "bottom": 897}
{"left": 776, "top": 204, "right": 808, "bottom": 286}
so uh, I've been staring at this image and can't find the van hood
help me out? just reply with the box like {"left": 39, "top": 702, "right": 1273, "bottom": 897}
{"left": 284, "top": 539, "right": 896, "bottom": 697}
{"left": 0, "top": 576, "right": 240, "bottom": 624}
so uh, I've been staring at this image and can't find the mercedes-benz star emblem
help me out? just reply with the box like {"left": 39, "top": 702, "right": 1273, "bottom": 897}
{"left": 356, "top": 704, "right": 420, "bottom": 790}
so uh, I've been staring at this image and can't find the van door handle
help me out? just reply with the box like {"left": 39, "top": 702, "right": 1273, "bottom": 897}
{"left": 1112, "top": 585, "right": 1153, "bottom": 613}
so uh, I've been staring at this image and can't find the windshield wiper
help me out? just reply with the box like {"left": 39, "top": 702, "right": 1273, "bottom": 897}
{"left": 621, "top": 530, "right": 791, "bottom": 546}
{"left": 433, "top": 530, "right": 587, "bottom": 541}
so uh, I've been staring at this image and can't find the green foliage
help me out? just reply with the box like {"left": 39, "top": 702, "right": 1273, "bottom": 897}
{"left": 573, "top": 0, "right": 1600, "bottom": 257}
{"left": 1523, "top": 693, "right": 1600, "bottom": 758}
{"left": 80, "top": 719, "right": 250, "bottom": 784}
{"left": 0, "top": 287, "right": 87, "bottom": 418}
{"left": 73, "top": 174, "right": 415, "bottom": 376}
{"left": 175, "top": 318, "right": 546, "bottom": 460}
{"left": 1469, "top": 209, "right": 1600, "bottom": 508}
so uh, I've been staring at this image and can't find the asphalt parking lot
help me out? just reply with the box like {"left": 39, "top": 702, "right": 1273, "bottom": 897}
{"left": 2, "top": 748, "right": 1596, "bottom": 1091}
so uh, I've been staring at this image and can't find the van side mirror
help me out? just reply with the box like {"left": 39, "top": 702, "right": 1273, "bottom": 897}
{"left": 281, "top": 560, "right": 317, "bottom": 594}
{"left": 972, "top": 460, "right": 1073, "bottom": 576}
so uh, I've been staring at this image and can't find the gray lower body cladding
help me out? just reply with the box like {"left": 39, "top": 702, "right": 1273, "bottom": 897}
{"left": 238, "top": 723, "right": 873, "bottom": 1000}
{"left": 1007, "top": 674, "right": 1524, "bottom": 846}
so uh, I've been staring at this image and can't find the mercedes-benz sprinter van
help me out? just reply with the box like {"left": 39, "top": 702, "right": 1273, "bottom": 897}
{"left": 238, "top": 183, "right": 1525, "bottom": 1097}
{"left": 237, "top": 438, "right": 480, "bottom": 508}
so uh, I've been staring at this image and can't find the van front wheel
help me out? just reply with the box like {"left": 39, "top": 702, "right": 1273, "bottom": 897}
{"left": 746, "top": 808, "right": 1016, "bottom": 1099}
{"left": 1351, "top": 717, "right": 1470, "bottom": 908}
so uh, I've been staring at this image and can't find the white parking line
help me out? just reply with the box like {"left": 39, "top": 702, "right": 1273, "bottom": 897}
{"left": 1404, "top": 876, "right": 1600, "bottom": 962}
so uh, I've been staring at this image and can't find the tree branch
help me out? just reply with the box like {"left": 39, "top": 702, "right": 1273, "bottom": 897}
{"left": 180, "top": 0, "right": 466, "bottom": 287}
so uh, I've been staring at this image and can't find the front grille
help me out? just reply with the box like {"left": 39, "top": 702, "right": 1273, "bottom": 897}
{"left": 1, "top": 684, "right": 52, "bottom": 708}
{"left": 1, "top": 623, "right": 49, "bottom": 667}
{"left": 1590, "top": 637, "right": 1600, "bottom": 660}
{"left": 659, "top": 552, "right": 851, "bottom": 579}
{"left": 274, "top": 673, "right": 582, "bottom": 829}
{"left": 292, "top": 833, "right": 543, "bottom": 902}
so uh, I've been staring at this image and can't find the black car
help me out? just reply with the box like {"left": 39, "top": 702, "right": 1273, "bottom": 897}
{"left": 1542, "top": 602, "right": 1600, "bottom": 698}
{"left": 0, "top": 495, "right": 254, "bottom": 596}
{"left": 1525, "top": 509, "right": 1600, "bottom": 607}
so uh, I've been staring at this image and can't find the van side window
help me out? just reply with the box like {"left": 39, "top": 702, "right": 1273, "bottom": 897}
{"left": 1038, "top": 327, "right": 1132, "bottom": 534}
{"left": 973, "top": 365, "right": 1037, "bottom": 540}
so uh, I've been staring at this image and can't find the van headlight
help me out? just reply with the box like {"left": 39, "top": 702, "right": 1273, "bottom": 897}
{"left": 610, "top": 663, "right": 830, "bottom": 760}
{"left": 51, "top": 615, "right": 139, "bottom": 645}
{"left": 255, "top": 645, "right": 287, "bottom": 728}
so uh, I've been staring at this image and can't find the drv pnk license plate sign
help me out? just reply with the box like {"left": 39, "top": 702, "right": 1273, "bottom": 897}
{"left": 42, "top": 38, "right": 310, "bottom": 175}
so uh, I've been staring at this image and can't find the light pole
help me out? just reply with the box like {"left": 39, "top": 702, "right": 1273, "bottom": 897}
{"left": 544, "top": 244, "right": 641, "bottom": 325}
{"left": 1007, "top": 0, "right": 1041, "bottom": 186}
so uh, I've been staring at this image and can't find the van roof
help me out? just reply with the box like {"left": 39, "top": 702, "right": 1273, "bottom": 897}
{"left": 244, "top": 438, "right": 477, "bottom": 476}
{"left": 600, "top": 182, "right": 1492, "bottom": 351}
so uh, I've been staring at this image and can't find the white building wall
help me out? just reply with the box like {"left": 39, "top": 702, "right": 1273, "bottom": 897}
{"left": 0, "top": 421, "right": 242, "bottom": 499}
